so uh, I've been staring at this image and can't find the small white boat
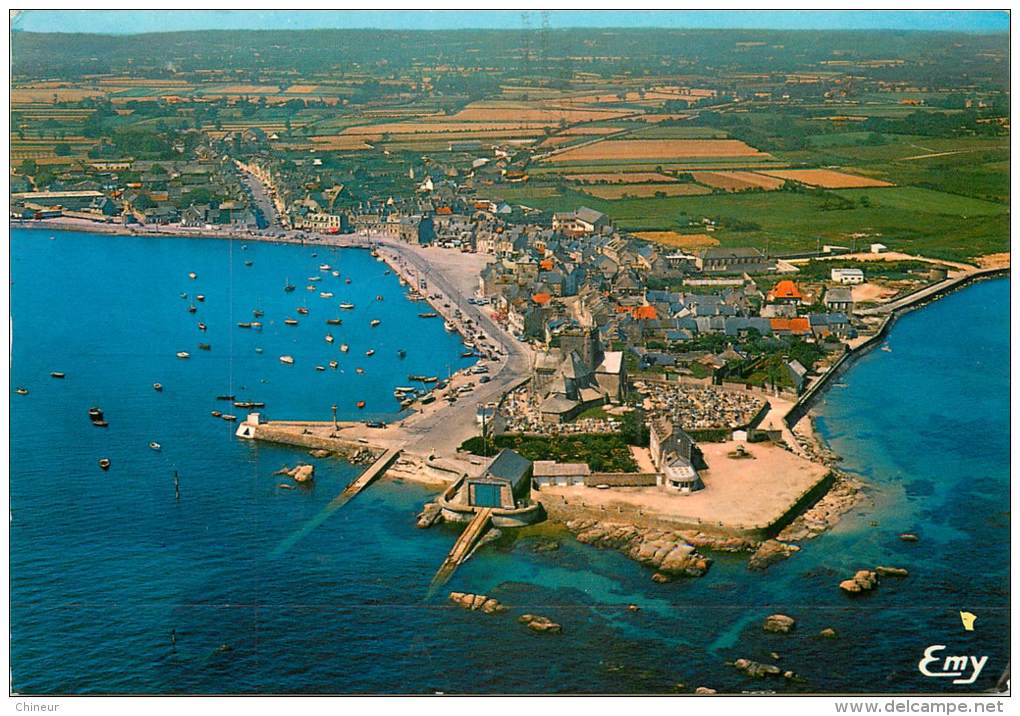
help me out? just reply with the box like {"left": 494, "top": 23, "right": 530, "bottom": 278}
{"left": 881, "top": 344, "right": 892, "bottom": 353}
{"left": 279, "top": 355, "right": 295, "bottom": 365}
{"left": 320, "top": 292, "right": 334, "bottom": 299}
{"left": 149, "top": 441, "right": 161, "bottom": 451}
{"left": 306, "top": 285, "right": 316, "bottom": 291}
{"left": 153, "top": 383, "right": 163, "bottom": 392}
{"left": 444, "top": 321, "right": 456, "bottom": 332}
{"left": 340, "top": 303, "right": 355, "bottom": 310}
{"left": 308, "top": 276, "right": 321, "bottom": 282}
{"left": 329, "top": 360, "right": 338, "bottom": 370}
{"left": 176, "top": 351, "right": 190, "bottom": 359}
{"left": 332, "top": 271, "right": 340, "bottom": 277}
{"left": 340, "top": 343, "right": 349, "bottom": 353}
{"left": 196, "top": 294, "right": 205, "bottom": 302}
{"left": 365, "top": 349, "right": 375, "bottom": 357}
{"left": 255, "top": 347, "right": 264, "bottom": 354}
{"left": 188, "top": 272, "right": 197, "bottom": 280}
{"left": 319, "top": 264, "right": 331, "bottom": 271}
{"left": 325, "top": 334, "right": 335, "bottom": 343}
{"left": 370, "top": 319, "right": 381, "bottom": 327}
{"left": 316, "top": 365, "right": 326, "bottom": 372}
{"left": 284, "top": 318, "right": 299, "bottom": 326}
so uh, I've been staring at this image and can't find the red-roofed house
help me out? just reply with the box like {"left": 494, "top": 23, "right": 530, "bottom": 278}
{"left": 769, "top": 317, "right": 811, "bottom": 336}
{"left": 532, "top": 293, "right": 552, "bottom": 306}
{"left": 768, "top": 280, "right": 803, "bottom": 305}
{"left": 631, "top": 305, "right": 658, "bottom": 321}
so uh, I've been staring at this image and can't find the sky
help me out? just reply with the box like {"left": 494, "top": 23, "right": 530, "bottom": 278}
{"left": 9, "top": 10, "right": 1011, "bottom": 34}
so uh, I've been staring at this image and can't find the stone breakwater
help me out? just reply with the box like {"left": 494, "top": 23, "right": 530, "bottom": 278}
{"left": 565, "top": 519, "right": 715, "bottom": 581}
{"left": 777, "top": 470, "right": 865, "bottom": 542}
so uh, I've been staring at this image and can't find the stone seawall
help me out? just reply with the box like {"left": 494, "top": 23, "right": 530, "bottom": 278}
{"left": 250, "top": 423, "right": 384, "bottom": 461}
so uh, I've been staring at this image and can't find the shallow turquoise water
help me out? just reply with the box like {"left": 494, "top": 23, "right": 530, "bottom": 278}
{"left": 9, "top": 230, "right": 1010, "bottom": 693}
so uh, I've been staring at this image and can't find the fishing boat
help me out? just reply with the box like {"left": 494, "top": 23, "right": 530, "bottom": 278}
{"left": 319, "top": 264, "right": 331, "bottom": 271}
{"left": 320, "top": 292, "right": 334, "bottom": 299}
{"left": 461, "top": 350, "right": 475, "bottom": 358}
{"left": 188, "top": 272, "right": 197, "bottom": 280}
{"left": 444, "top": 321, "right": 456, "bottom": 332}
{"left": 881, "top": 344, "right": 892, "bottom": 353}
{"left": 331, "top": 271, "right": 340, "bottom": 277}
{"left": 244, "top": 260, "right": 253, "bottom": 267}
{"left": 88, "top": 407, "right": 108, "bottom": 427}
{"left": 252, "top": 309, "right": 264, "bottom": 318}
{"left": 329, "top": 360, "right": 338, "bottom": 370}
{"left": 211, "top": 410, "right": 222, "bottom": 418}
{"left": 153, "top": 383, "right": 163, "bottom": 392}
{"left": 15, "top": 388, "right": 28, "bottom": 395}
{"left": 196, "top": 294, "right": 205, "bottom": 302}
{"left": 418, "top": 312, "right": 438, "bottom": 318}
{"left": 397, "top": 349, "right": 406, "bottom": 359}
{"left": 98, "top": 458, "right": 111, "bottom": 471}
{"left": 384, "top": 270, "right": 391, "bottom": 276}
{"left": 355, "top": 367, "right": 364, "bottom": 374}
{"left": 339, "top": 302, "right": 355, "bottom": 310}
{"left": 284, "top": 318, "right": 299, "bottom": 326}
{"left": 395, "top": 386, "right": 416, "bottom": 394}
{"left": 422, "top": 376, "right": 438, "bottom": 383}
{"left": 198, "top": 343, "right": 211, "bottom": 351}
{"left": 238, "top": 322, "right": 252, "bottom": 328}
{"left": 221, "top": 414, "right": 237, "bottom": 422}
{"left": 376, "top": 295, "right": 384, "bottom": 301}
{"left": 370, "top": 319, "right": 381, "bottom": 327}
{"left": 340, "top": 343, "right": 349, "bottom": 353}
{"left": 149, "top": 442, "right": 161, "bottom": 451}
{"left": 255, "top": 347, "right": 263, "bottom": 354}
{"left": 308, "top": 276, "right": 321, "bottom": 283}
{"left": 316, "top": 365, "right": 326, "bottom": 372}
{"left": 356, "top": 401, "right": 366, "bottom": 409}
{"left": 50, "top": 371, "right": 65, "bottom": 379}
{"left": 306, "top": 285, "right": 316, "bottom": 291}
{"left": 188, "top": 305, "right": 197, "bottom": 314}
{"left": 326, "top": 318, "right": 342, "bottom": 325}
{"left": 365, "top": 349, "right": 375, "bottom": 357}
{"left": 408, "top": 374, "right": 427, "bottom": 382}
{"left": 325, "top": 333, "right": 334, "bottom": 343}
{"left": 215, "top": 394, "right": 236, "bottom": 401}
{"left": 311, "top": 253, "right": 318, "bottom": 258}
{"left": 345, "top": 278, "right": 352, "bottom": 285}
{"left": 176, "top": 351, "right": 190, "bottom": 359}
{"left": 279, "top": 355, "right": 295, "bottom": 364}
{"left": 198, "top": 322, "right": 207, "bottom": 331}
{"left": 297, "top": 307, "right": 309, "bottom": 315}
{"left": 284, "top": 280, "right": 296, "bottom": 293}
{"left": 400, "top": 398, "right": 414, "bottom": 410}
{"left": 251, "top": 321, "right": 262, "bottom": 329}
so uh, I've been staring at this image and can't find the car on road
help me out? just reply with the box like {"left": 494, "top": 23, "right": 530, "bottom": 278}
{"left": 365, "top": 420, "right": 386, "bottom": 428}
{"left": 479, "top": 376, "right": 491, "bottom": 384}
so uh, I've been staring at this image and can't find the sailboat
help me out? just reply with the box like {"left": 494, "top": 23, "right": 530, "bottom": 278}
{"left": 284, "top": 278, "right": 295, "bottom": 293}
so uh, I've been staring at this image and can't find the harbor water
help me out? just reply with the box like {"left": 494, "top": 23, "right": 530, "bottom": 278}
{"left": 10, "top": 229, "right": 1010, "bottom": 693}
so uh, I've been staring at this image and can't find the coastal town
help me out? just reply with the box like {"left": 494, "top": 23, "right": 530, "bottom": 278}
{"left": 7, "top": 11, "right": 1013, "bottom": 700}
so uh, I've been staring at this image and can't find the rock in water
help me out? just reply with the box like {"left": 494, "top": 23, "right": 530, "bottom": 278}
{"left": 819, "top": 627, "right": 838, "bottom": 639}
{"left": 448, "top": 592, "right": 506, "bottom": 614}
{"left": 289, "top": 464, "right": 315, "bottom": 483}
{"left": 875, "top": 565, "right": 909, "bottom": 577}
{"left": 416, "top": 502, "right": 443, "bottom": 528}
{"left": 694, "top": 687, "right": 717, "bottom": 694}
{"left": 748, "top": 539, "right": 799, "bottom": 571}
{"left": 763, "top": 614, "right": 796, "bottom": 633}
{"left": 839, "top": 569, "right": 878, "bottom": 594}
{"left": 733, "top": 658, "right": 782, "bottom": 678}
{"left": 309, "top": 449, "right": 331, "bottom": 459}
{"left": 899, "top": 533, "right": 919, "bottom": 542}
{"left": 518, "top": 614, "right": 562, "bottom": 634}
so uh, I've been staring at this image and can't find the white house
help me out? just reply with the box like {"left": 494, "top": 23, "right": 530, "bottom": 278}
{"left": 831, "top": 267, "right": 865, "bottom": 284}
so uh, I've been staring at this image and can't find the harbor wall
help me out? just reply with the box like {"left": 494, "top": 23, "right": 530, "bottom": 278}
{"left": 248, "top": 422, "right": 384, "bottom": 460}
{"left": 784, "top": 267, "right": 1009, "bottom": 428}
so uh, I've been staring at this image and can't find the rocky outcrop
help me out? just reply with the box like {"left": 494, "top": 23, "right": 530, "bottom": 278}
{"left": 519, "top": 614, "right": 562, "bottom": 634}
{"left": 875, "top": 565, "right": 908, "bottom": 578}
{"left": 748, "top": 540, "right": 799, "bottom": 571}
{"left": 839, "top": 569, "right": 878, "bottom": 594}
{"left": 679, "top": 531, "right": 757, "bottom": 553}
{"left": 819, "top": 627, "right": 838, "bottom": 639}
{"left": 449, "top": 592, "right": 507, "bottom": 614}
{"left": 732, "top": 658, "right": 782, "bottom": 678}
{"left": 308, "top": 449, "right": 332, "bottom": 459}
{"left": 276, "top": 464, "right": 315, "bottom": 483}
{"left": 694, "top": 687, "right": 717, "bottom": 694}
{"left": 777, "top": 471, "right": 863, "bottom": 542}
{"left": 565, "top": 519, "right": 711, "bottom": 580}
{"left": 416, "top": 502, "right": 443, "bottom": 528}
{"left": 763, "top": 614, "right": 796, "bottom": 634}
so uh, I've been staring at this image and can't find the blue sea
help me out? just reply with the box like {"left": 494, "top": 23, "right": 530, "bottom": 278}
{"left": 10, "top": 229, "right": 1010, "bottom": 694}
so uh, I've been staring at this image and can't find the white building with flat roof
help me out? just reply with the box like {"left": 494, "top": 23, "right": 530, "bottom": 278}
{"left": 831, "top": 267, "right": 865, "bottom": 284}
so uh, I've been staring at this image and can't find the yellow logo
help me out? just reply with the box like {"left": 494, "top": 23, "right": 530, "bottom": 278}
{"left": 960, "top": 611, "right": 977, "bottom": 631}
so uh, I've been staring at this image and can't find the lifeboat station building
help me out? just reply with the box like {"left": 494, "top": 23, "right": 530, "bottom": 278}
{"left": 467, "top": 449, "right": 533, "bottom": 509}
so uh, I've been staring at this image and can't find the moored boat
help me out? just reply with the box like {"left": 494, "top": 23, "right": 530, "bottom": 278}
{"left": 355, "top": 367, "right": 364, "bottom": 374}
{"left": 198, "top": 343, "right": 211, "bottom": 351}
{"left": 444, "top": 321, "right": 456, "bottom": 332}
{"left": 316, "top": 365, "right": 326, "bottom": 372}
{"left": 215, "top": 394, "right": 236, "bottom": 401}
{"left": 188, "top": 272, "right": 197, "bottom": 280}
{"left": 370, "top": 319, "right": 381, "bottom": 327}
{"left": 245, "top": 260, "right": 253, "bottom": 267}
{"left": 326, "top": 318, "right": 342, "bottom": 325}
{"left": 15, "top": 388, "right": 28, "bottom": 395}
{"left": 238, "top": 322, "right": 252, "bottom": 328}
{"left": 319, "top": 264, "right": 331, "bottom": 271}
{"left": 329, "top": 360, "right": 338, "bottom": 370}
{"left": 339, "top": 302, "right": 355, "bottom": 310}
{"left": 284, "top": 318, "right": 299, "bottom": 326}
{"left": 297, "top": 307, "right": 309, "bottom": 315}
{"left": 356, "top": 401, "right": 366, "bottom": 409}
{"left": 198, "top": 322, "right": 207, "bottom": 331}
{"left": 176, "top": 351, "right": 190, "bottom": 359}
{"left": 221, "top": 414, "right": 237, "bottom": 422}
{"left": 253, "top": 309, "right": 264, "bottom": 317}
{"left": 340, "top": 343, "right": 349, "bottom": 353}
{"left": 50, "top": 371, "right": 65, "bottom": 379}
{"left": 251, "top": 322, "right": 262, "bottom": 329}
{"left": 98, "top": 458, "right": 111, "bottom": 471}
{"left": 345, "top": 278, "right": 352, "bottom": 284}
{"left": 325, "top": 333, "right": 334, "bottom": 343}
{"left": 376, "top": 295, "right": 384, "bottom": 301}
{"left": 188, "top": 305, "right": 197, "bottom": 314}
{"left": 196, "top": 294, "right": 205, "bottom": 302}
{"left": 320, "top": 292, "right": 334, "bottom": 299}
{"left": 418, "top": 312, "right": 438, "bottom": 318}
{"left": 211, "top": 410, "right": 222, "bottom": 418}
{"left": 89, "top": 407, "right": 108, "bottom": 427}
{"left": 149, "top": 441, "right": 161, "bottom": 451}
{"left": 397, "top": 349, "right": 406, "bottom": 359}
{"left": 284, "top": 280, "right": 296, "bottom": 293}
{"left": 279, "top": 355, "right": 295, "bottom": 364}
{"left": 365, "top": 349, "right": 375, "bottom": 357}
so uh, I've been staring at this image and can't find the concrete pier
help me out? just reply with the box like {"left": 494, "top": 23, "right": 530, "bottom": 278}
{"left": 430, "top": 508, "right": 493, "bottom": 591}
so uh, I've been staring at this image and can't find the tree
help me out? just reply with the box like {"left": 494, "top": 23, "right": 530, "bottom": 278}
{"left": 54, "top": 143, "right": 72, "bottom": 156}
{"left": 18, "top": 159, "right": 37, "bottom": 176}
